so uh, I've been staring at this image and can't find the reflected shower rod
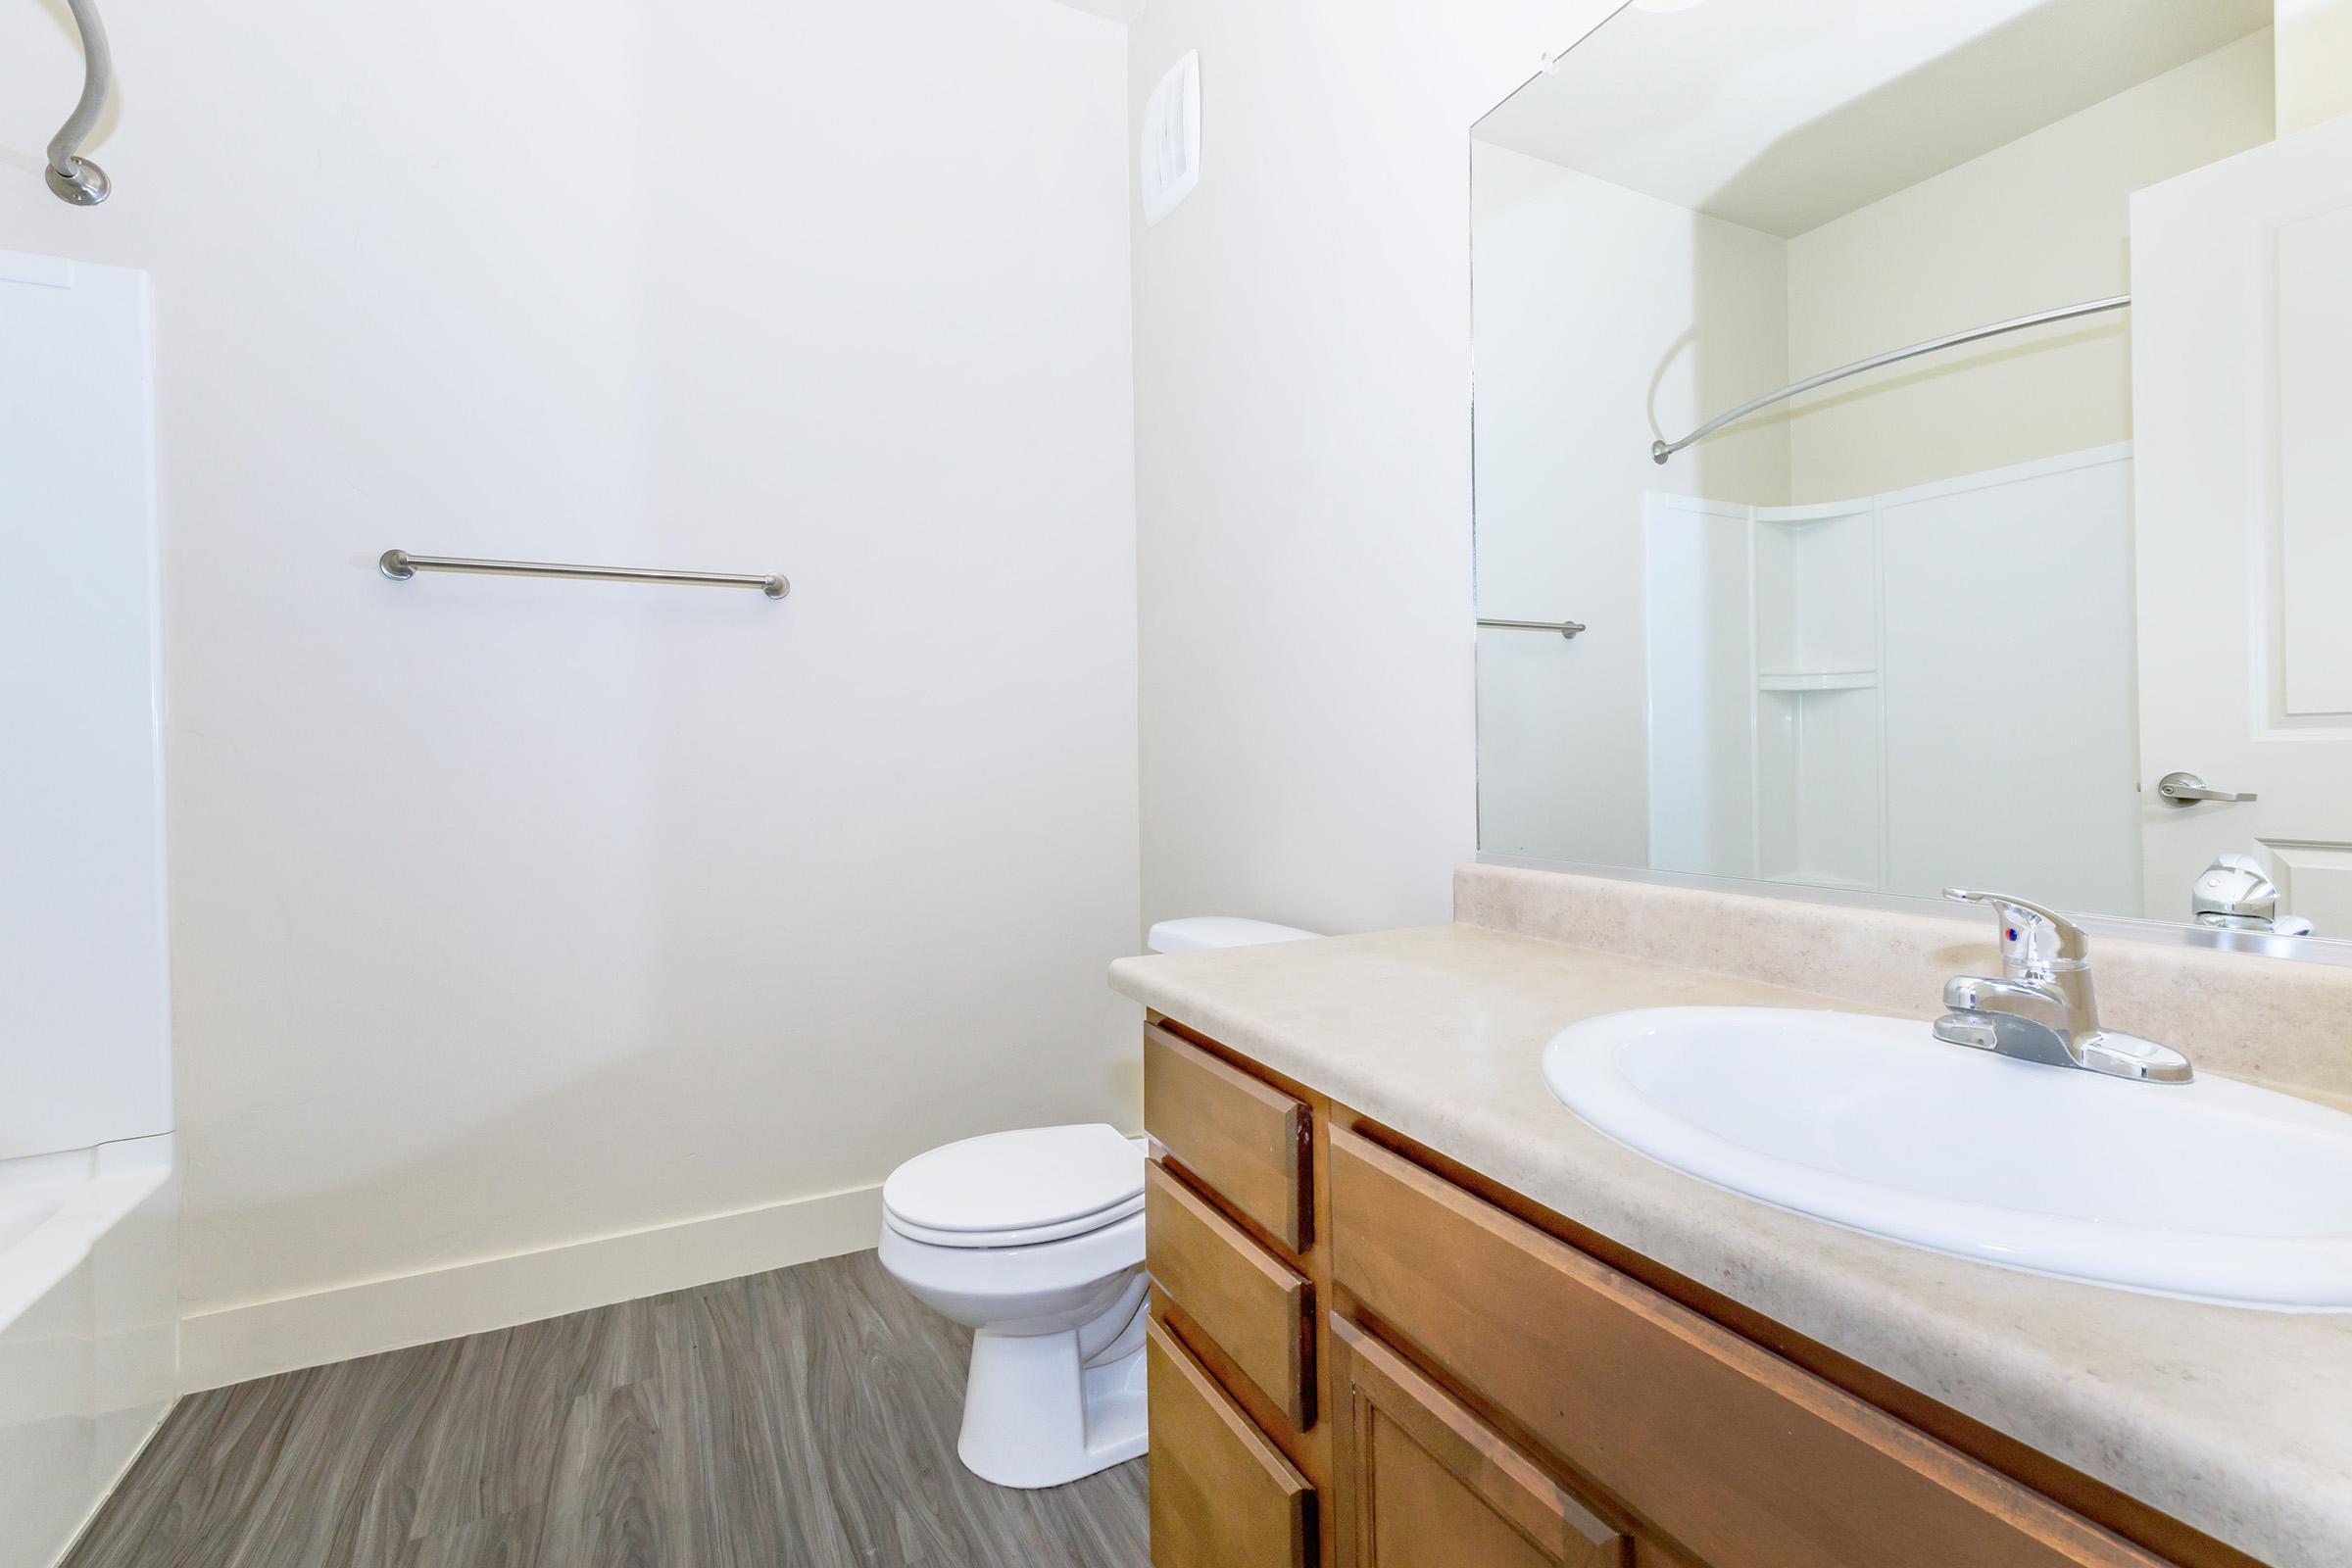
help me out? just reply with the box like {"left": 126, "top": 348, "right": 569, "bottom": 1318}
{"left": 1651, "top": 293, "right": 2132, "bottom": 466}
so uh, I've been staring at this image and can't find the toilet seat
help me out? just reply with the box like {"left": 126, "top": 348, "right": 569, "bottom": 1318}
{"left": 882, "top": 1124, "right": 1144, "bottom": 1250}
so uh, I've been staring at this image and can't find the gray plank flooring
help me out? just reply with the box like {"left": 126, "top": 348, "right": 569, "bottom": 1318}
{"left": 66, "top": 1251, "right": 1150, "bottom": 1568}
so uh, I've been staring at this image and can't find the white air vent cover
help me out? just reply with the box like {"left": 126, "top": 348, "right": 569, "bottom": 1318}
{"left": 1142, "top": 51, "right": 1201, "bottom": 228}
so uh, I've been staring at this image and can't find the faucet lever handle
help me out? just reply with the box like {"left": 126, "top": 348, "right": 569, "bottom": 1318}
{"left": 1942, "top": 887, "right": 2090, "bottom": 970}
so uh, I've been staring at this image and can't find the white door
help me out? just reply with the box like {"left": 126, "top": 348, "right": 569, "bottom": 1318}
{"left": 2132, "top": 113, "right": 2352, "bottom": 937}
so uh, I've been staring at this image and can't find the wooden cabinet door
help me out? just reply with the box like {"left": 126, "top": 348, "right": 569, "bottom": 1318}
{"left": 1329, "top": 1127, "right": 2169, "bottom": 1568}
{"left": 1334, "top": 1317, "right": 1631, "bottom": 1568}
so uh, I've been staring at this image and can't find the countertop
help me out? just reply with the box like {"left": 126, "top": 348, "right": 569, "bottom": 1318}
{"left": 1109, "top": 923, "right": 2352, "bottom": 1568}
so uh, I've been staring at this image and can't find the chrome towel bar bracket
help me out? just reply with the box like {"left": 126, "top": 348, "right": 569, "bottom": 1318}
{"left": 379, "top": 550, "right": 790, "bottom": 600}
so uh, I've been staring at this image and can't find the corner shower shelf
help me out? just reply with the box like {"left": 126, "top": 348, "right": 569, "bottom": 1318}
{"left": 1756, "top": 669, "right": 1877, "bottom": 692}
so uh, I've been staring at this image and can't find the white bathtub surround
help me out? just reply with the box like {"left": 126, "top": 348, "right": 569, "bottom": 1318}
{"left": 0, "top": 1139, "right": 179, "bottom": 1568}
{"left": 1640, "top": 447, "right": 2138, "bottom": 910}
{"left": 0, "top": 252, "right": 171, "bottom": 1163}
{"left": 0, "top": 253, "right": 175, "bottom": 1568}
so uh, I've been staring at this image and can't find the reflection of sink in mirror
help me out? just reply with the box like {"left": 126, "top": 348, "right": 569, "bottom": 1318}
{"left": 1543, "top": 1007, "right": 2352, "bottom": 1309}
{"left": 1471, "top": 0, "right": 2352, "bottom": 946}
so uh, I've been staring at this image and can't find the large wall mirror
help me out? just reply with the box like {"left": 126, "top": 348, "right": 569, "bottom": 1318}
{"left": 1472, "top": 0, "right": 2352, "bottom": 948}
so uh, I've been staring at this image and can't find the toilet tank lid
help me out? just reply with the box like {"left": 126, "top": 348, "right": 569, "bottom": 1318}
{"left": 1147, "top": 916, "right": 1320, "bottom": 954}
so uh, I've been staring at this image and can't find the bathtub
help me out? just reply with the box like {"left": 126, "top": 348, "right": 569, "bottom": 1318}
{"left": 0, "top": 1135, "right": 177, "bottom": 1568}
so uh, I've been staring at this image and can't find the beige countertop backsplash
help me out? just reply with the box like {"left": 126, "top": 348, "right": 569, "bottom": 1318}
{"left": 1457, "top": 863, "right": 2352, "bottom": 1107}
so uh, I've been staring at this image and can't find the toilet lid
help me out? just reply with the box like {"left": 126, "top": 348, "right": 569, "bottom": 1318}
{"left": 883, "top": 1124, "right": 1144, "bottom": 1244}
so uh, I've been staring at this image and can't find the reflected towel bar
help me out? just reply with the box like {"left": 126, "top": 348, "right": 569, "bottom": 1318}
{"left": 379, "top": 550, "right": 790, "bottom": 600}
{"left": 1480, "top": 616, "right": 1586, "bottom": 640}
{"left": 1651, "top": 293, "right": 2132, "bottom": 466}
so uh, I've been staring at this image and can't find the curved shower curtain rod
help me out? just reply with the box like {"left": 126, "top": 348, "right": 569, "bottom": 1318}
{"left": 45, "top": 0, "right": 113, "bottom": 205}
{"left": 1650, "top": 293, "right": 2132, "bottom": 466}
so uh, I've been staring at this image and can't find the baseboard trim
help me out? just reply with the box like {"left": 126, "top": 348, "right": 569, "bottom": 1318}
{"left": 179, "top": 1183, "right": 884, "bottom": 1392}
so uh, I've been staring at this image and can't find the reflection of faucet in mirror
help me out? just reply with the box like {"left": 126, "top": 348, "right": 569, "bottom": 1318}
{"left": 1932, "top": 889, "right": 2193, "bottom": 1083}
{"left": 2192, "top": 855, "right": 2315, "bottom": 937}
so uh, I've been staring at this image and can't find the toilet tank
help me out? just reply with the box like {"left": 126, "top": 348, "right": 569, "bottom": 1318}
{"left": 1146, "top": 916, "right": 1319, "bottom": 954}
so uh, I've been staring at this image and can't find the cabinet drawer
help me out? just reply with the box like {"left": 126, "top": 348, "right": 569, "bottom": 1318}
{"left": 1328, "top": 1128, "right": 2165, "bottom": 1568}
{"left": 1147, "top": 1315, "right": 1315, "bottom": 1568}
{"left": 1335, "top": 1315, "right": 1632, "bottom": 1568}
{"left": 1145, "top": 1023, "right": 1309, "bottom": 1250}
{"left": 1147, "top": 1159, "right": 1314, "bottom": 1428}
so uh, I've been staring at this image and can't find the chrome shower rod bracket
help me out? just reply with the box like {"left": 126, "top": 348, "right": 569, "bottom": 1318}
{"left": 45, "top": 0, "right": 114, "bottom": 206}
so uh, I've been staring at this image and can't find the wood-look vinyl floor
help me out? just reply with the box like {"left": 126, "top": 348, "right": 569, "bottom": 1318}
{"left": 66, "top": 1251, "right": 1150, "bottom": 1568}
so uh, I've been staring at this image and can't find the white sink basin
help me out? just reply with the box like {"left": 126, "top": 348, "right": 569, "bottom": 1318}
{"left": 1543, "top": 1007, "right": 2352, "bottom": 1309}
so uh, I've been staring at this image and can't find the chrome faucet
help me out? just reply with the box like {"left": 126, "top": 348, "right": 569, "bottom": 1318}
{"left": 1932, "top": 889, "right": 2192, "bottom": 1083}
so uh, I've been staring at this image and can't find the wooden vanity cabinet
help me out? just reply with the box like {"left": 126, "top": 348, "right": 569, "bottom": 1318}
{"left": 1140, "top": 1014, "right": 2245, "bottom": 1568}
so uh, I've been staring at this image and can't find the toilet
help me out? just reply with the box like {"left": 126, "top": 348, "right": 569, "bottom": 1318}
{"left": 877, "top": 915, "right": 1317, "bottom": 1489}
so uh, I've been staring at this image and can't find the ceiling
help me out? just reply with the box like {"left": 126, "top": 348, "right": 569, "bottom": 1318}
{"left": 1475, "top": 0, "right": 2274, "bottom": 237}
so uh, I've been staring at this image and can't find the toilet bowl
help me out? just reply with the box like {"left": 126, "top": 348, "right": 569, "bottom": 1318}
{"left": 878, "top": 915, "right": 1317, "bottom": 1489}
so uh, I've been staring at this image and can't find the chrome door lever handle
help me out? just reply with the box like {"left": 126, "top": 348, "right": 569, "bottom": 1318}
{"left": 2158, "top": 771, "right": 2258, "bottom": 806}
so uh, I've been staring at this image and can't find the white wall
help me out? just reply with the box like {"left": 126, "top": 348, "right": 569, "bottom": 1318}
{"left": 2278, "top": 0, "right": 2352, "bottom": 134}
{"left": 1, "top": 0, "right": 1140, "bottom": 1387}
{"left": 1784, "top": 31, "right": 2275, "bottom": 501}
{"left": 1471, "top": 145, "right": 1788, "bottom": 864}
{"left": 1129, "top": 0, "right": 1617, "bottom": 937}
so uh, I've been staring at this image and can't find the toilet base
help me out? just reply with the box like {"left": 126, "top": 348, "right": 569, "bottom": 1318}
{"left": 956, "top": 1288, "right": 1150, "bottom": 1488}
